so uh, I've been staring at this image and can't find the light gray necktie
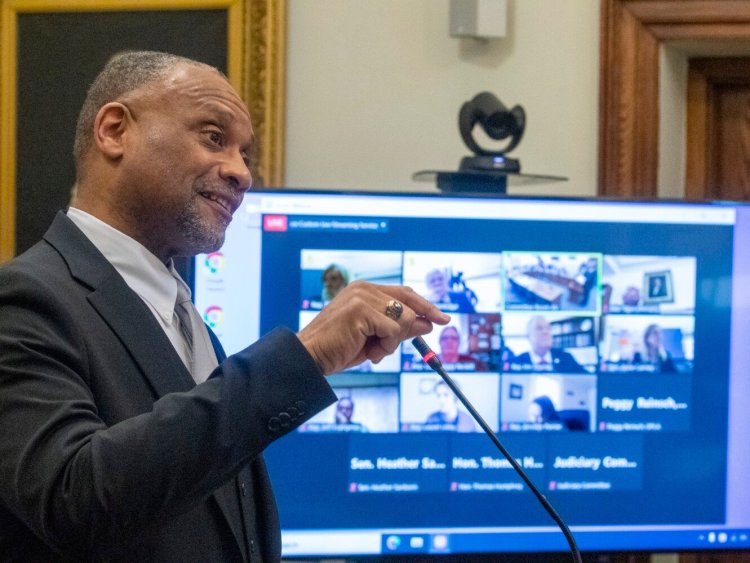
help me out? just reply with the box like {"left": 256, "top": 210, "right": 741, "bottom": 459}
{"left": 174, "top": 283, "right": 217, "bottom": 383}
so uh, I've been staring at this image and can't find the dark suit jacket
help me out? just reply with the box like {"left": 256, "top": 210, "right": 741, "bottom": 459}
{"left": 514, "top": 349, "right": 587, "bottom": 373}
{"left": 0, "top": 212, "right": 337, "bottom": 562}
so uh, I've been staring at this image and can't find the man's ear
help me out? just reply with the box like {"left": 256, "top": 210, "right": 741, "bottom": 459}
{"left": 93, "top": 102, "right": 132, "bottom": 160}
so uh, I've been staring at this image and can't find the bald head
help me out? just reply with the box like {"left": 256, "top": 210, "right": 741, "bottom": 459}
{"left": 69, "top": 50, "right": 253, "bottom": 262}
{"left": 73, "top": 51, "right": 221, "bottom": 179}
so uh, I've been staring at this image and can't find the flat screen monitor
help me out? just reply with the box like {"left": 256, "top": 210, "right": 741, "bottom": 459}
{"left": 193, "top": 190, "right": 750, "bottom": 559}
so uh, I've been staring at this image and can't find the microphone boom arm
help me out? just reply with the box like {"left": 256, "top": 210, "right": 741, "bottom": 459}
{"left": 411, "top": 336, "right": 582, "bottom": 563}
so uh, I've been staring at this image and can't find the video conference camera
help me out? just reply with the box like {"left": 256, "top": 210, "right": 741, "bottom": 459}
{"left": 458, "top": 91, "right": 525, "bottom": 174}
{"left": 413, "top": 91, "right": 565, "bottom": 193}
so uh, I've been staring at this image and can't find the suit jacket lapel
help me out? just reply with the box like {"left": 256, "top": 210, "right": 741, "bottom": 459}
{"left": 88, "top": 281, "right": 196, "bottom": 395}
{"left": 44, "top": 212, "right": 195, "bottom": 396}
{"left": 45, "top": 212, "right": 249, "bottom": 559}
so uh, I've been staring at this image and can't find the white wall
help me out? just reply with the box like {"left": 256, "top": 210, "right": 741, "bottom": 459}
{"left": 285, "top": 0, "right": 600, "bottom": 196}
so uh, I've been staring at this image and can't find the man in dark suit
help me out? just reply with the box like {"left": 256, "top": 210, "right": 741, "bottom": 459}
{"left": 513, "top": 315, "right": 586, "bottom": 373}
{"left": 0, "top": 51, "right": 448, "bottom": 562}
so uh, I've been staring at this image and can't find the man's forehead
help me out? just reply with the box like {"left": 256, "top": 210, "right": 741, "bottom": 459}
{"left": 160, "top": 64, "right": 252, "bottom": 123}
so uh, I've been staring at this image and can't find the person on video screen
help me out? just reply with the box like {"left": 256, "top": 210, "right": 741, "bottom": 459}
{"left": 632, "top": 323, "right": 676, "bottom": 373}
{"left": 622, "top": 286, "right": 641, "bottom": 307}
{"left": 424, "top": 268, "right": 477, "bottom": 313}
{"left": 321, "top": 263, "right": 349, "bottom": 302}
{"left": 514, "top": 315, "right": 586, "bottom": 373}
{"left": 436, "top": 326, "right": 488, "bottom": 371}
{"left": 335, "top": 396, "right": 355, "bottom": 423}
{"left": 577, "top": 258, "right": 598, "bottom": 306}
{"left": 425, "top": 380, "right": 476, "bottom": 432}
{"left": 334, "top": 397, "right": 367, "bottom": 431}
{"left": 528, "top": 395, "right": 562, "bottom": 424}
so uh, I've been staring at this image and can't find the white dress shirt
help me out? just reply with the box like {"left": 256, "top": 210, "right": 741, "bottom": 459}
{"left": 67, "top": 207, "right": 217, "bottom": 382}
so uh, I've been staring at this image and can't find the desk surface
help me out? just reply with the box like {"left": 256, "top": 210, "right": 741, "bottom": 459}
{"left": 509, "top": 273, "right": 563, "bottom": 304}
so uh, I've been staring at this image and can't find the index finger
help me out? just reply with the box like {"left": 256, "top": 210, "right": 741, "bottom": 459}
{"left": 380, "top": 285, "right": 450, "bottom": 325}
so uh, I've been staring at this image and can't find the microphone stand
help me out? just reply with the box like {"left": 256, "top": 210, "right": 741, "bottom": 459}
{"left": 412, "top": 336, "right": 583, "bottom": 563}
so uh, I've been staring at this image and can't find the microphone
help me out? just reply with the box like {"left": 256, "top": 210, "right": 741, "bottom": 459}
{"left": 411, "top": 336, "right": 583, "bottom": 563}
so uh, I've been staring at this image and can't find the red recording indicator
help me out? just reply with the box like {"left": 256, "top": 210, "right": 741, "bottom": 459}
{"left": 263, "top": 215, "right": 288, "bottom": 231}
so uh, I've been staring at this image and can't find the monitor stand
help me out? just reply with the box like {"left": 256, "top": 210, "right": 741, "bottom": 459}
{"left": 413, "top": 169, "right": 568, "bottom": 194}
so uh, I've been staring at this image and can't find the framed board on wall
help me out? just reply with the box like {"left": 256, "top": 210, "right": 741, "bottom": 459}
{"left": 0, "top": 0, "right": 286, "bottom": 261}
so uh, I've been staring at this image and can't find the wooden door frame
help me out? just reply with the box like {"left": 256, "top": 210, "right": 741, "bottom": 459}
{"left": 686, "top": 56, "right": 750, "bottom": 199}
{"left": 601, "top": 7, "right": 750, "bottom": 561}
{"left": 599, "top": 0, "right": 750, "bottom": 198}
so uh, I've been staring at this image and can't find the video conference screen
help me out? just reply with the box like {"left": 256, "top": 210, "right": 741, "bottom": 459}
{"left": 194, "top": 190, "right": 750, "bottom": 558}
